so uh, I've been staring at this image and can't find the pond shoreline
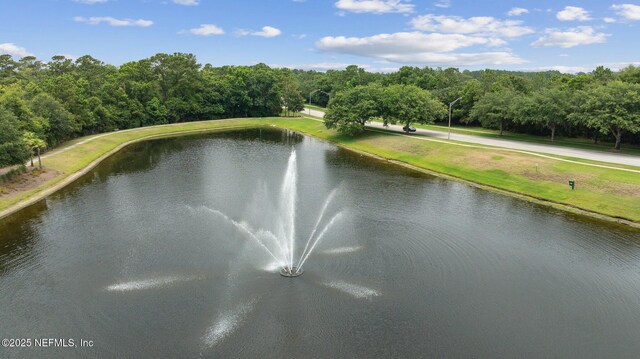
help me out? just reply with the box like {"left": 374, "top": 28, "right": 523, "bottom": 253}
{"left": 0, "top": 124, "right": 256, "bottom": 221}
{"left": 0, "top": 118, "right": 638, "bottom": 229}
{"left": 280, "top": 125, "right": 640, "bottom": 230}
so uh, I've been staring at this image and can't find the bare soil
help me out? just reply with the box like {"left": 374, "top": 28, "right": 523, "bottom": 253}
{"left": 0, "top": 168, "right": 61, "bottom": 200}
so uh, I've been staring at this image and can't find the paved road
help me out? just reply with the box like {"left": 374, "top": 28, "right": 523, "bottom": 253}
{"left": 304, "top": 108, "right": 640, "bottom": 167}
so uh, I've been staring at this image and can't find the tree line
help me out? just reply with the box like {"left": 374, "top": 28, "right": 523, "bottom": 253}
{"left": 0, "top": 53, "right": 304, "bottom": 167}
{"left": 296, "top": 65, "right": 640, "bottom": 150}
{"left": 1, "top": 53, "right": 639, "bottom": 169}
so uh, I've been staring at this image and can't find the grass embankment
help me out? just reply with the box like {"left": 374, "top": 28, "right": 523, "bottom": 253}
{"left": 0, "top": 119, "right": 268, "bottom": 217}
{"left": 1, "top": 117, "right": 639, "bottom": 225}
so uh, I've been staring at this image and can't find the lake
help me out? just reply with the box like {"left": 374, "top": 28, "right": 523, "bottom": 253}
{"left": 1, "top": 128, "right": 639, "bottom": 358}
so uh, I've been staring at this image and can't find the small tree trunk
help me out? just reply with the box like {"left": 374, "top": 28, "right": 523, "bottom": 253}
{"left": 37, "top": 147, "right": 42, "bottom": 169}
{"left": 593, "top": 133, "right": 599, "bottom": 144}
{"left": 30, "top": 153, "right": 34, "bottom": 167}
{"left": 550, "top": 125, "right": 556, "bottom": 142}
{"left": 612, "top": 128, "right": 623, "bottom": 150}
{"left": 499, "top": 120, "right": 504, "bottom": 136}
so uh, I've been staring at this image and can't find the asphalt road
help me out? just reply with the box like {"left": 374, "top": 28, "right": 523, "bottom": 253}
{"left": 303, "top": 108, "right": 640, "bottom": 167}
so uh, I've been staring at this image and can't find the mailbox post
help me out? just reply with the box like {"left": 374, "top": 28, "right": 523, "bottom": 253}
{"left": 569, "top": 180, "right": 575, "bottom": 190}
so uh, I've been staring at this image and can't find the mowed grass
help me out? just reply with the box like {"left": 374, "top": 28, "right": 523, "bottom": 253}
{"left": 279, "top": 118, "right": 640, "bottom": 222}
{"left": 0, "top": 119, "right": 269, "bottom": 211}
{"left": 1, "top": 116, "right": 639, "bottom": 224}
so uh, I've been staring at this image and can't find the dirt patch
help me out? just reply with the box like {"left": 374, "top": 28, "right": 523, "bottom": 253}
{"left": 364, "top": 136, "right": 433, "bottom": 156}
{"left": 453, "top": 151, "right": 638, "bottom": 197}
{"left": 0, "top": 168, "right": 61, "bottom": 200}
{"left": 450, "top": 149, "right": 549, "bottom": 173}
{"left": 445, "top": 150, "right": 639, "bottom": 193}
{"left": 592, "top": 181, "right": 640, "bottom": 197}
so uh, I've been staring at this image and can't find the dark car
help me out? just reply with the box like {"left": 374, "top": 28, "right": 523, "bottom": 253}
{"left": 402, "top": 125, "right": 416, "bottom": 133}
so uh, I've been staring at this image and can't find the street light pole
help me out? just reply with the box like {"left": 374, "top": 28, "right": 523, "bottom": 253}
{"left": 448, "top": 97, "right": 462, "bottom": 140}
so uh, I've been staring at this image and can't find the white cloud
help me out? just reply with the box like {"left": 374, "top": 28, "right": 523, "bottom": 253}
{"left": 410, "top": 15, "right": 534, "bottom": 38}
{"left": 73, "top": 0, "right": 108, "bottom": 4}
{"left": 271, "top": 62, "right": 369, "bottom": 71}
{"left": 611, "top": 4, "right": 640, "bottom": 21}
{"left": 188, "top": 24, "right": 224, "bottom": 36}
{"left": 533, "top": 66, "right": 591, "bottom": 73}
{"left": 56, "top": 54, "right": 79, "bottom": 61}
{"left": 334, "top": 0, "right": 414, "bottom": 14}
{"left": 271, "top": 62, "right": 399, "bottom": 73}
{"left": 433, "top": 0, "right": 450, "bottom": 8}
{"left": 254, "top": 26, "right": 282, "bottom": 37}
{"left": 507, "top": 7, "right": 529, "bottom": 16}
{"left": 381, "top": 51, "right": 526, "bottom": 65}
{"left": 316, "top": 32, "right": 525, "bottom": 65}
{"left": 604, "top": 17, "right": 617, "bottom": 23}
{"left": 532, "top": 26, "right": 607, "bottom": 48}
{"left": 236, "top": 26, "right": 282, "bottom": 38}
{"left": 0, "top": 43, "right": 34, "bottom": 57}
{"left": 173, "top": 0, "right": 199, "bottom": 5}
{"left": 556, "top": 6, "right": 592, "bottom": 21}
{"left": 73, "top": 16, "right": 153, "bottom": 27}
{"left": 318, "top": 32, "right": 493, "bottom": 54}
{"left": 533, "top": 62, "right": 640, "bottom": 74}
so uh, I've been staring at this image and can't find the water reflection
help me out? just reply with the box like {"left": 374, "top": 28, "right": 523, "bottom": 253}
{"left": 0, "top": 129, "right": 639, "bottom": 358}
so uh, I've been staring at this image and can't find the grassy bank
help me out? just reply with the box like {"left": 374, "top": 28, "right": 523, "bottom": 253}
{"left": 1, "top": 117, "right": 639, "bottom": 225}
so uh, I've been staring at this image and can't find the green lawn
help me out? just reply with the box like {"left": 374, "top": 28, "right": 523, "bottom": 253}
{"left": 1, "top": 117, "right": 639, "bottom": 225}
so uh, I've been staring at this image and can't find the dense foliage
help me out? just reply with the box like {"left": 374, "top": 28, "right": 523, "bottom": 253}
{"left": 1, "top": 53, "right": 640, "bottom": 167}
{"left": 324, "top": 83, "right": 446, "bottom": 135}
{"left": 296, "top": 65, "right": 640, "bottom": 145}
{"left": 0, "top": 53, "right": 304, "bottom": 166}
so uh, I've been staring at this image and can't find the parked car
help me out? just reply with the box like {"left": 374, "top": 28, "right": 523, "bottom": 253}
{"left": 402, "top": 125, "right": 416, "bottom": 133}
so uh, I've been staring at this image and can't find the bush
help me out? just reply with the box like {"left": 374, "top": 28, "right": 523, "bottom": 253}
{"left": 0, "top": 165, "right": 27, "bottom": 183}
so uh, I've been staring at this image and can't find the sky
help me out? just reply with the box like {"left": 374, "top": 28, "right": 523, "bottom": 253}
{"left": 1, "top": 0, "right": 639, "bottom": 73}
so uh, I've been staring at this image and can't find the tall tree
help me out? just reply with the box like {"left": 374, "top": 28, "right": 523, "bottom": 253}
{"left": 468, "top": 90, "right": 519, "bottom": 135}
{"left": 0, "top": 107, "right": 29, "bottom": 167}
{"left": 382, "top": 84, "right": 447, "bottom": 127}
{"left": 571, "top": 81, "right": 640, "bottom": 150}
{"left": 324, "top": 84, "right": 384, "bottom": 135}
{"left": 515, "top": 87, "right": 571, "bottom": 141}
{"left": 618, "top": 65, "right": 640, "bottom": 84}
{"left": 22, "top": 131, "right": 47, "bottom": 168}
{"left": 29, "top": 92, "right": 77, "bottom": 145}
{"left": 280, "top": 70, "right": 304, "bottom": 117}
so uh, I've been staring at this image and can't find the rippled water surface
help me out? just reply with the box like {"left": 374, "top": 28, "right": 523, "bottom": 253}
{"left": 1, "top": 129, "right": 640, "bottom": 358}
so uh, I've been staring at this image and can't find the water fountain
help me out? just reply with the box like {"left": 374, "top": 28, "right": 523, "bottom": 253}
{"left": 279, "top": 267, "right": 303, "bottom": 277}
{"left": 208, "top": 150, "right": 344, "bottom": 278}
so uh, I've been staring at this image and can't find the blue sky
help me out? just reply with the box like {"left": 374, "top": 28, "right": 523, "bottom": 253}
{"left": 1, "top": 0, "right": 639, "bottom": 73}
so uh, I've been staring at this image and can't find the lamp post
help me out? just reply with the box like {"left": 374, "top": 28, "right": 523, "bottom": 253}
{"left": 448, "top": 97, "right": 462, "bottom": 140}
{"left": 309, "top": 89, "right": 329, "bottom": 115}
